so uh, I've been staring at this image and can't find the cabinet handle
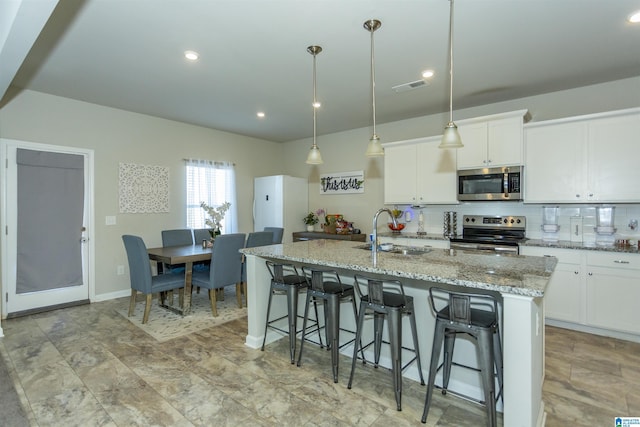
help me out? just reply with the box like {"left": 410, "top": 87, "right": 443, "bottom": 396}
{"left": 588, "top": 193, "right": 594, "bottom": 197}
{"left": 575, "top": 194, "right": 580, "bottom": 198}
{"left": 588, "top": 272, "right": 593, "bottom": 276}
{"left": 574, "top": 271, "right": 579, "bottom": 275}
{"left": 614, "top": 260, "right": 630, "bottom": 264}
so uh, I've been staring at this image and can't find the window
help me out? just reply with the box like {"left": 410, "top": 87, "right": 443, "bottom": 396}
{"left": 185, "top": 159, "right": 237, "bottom": 233}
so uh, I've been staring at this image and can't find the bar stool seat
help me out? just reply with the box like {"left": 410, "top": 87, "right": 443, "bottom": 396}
{"left": 421, "top": 287, "right": 503, "bottom": 426}
{"left": 348, "top": 274, "right": 425, "bottom": 411}
{"left": 261, "top": 261, "right": 318, "bottom": 363}
{"left": 296, "top": 267, "right": 359, "bottom": 383}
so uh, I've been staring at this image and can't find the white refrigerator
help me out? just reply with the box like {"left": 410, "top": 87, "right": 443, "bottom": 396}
{"left": 253, "top": 175, "right": 308, "bottom": 243}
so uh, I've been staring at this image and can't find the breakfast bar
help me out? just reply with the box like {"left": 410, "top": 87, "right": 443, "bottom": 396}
{"left": 242, "top": 239, "right": 556, "bottom": 427}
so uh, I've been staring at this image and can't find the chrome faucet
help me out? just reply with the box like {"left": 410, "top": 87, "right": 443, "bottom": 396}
{"left": 372, "top": 208, "right": 398, "bottom": 267}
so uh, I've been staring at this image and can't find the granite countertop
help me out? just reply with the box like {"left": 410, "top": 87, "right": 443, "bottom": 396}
{"left": 242, "top": 239, "right": 556, "bottom": 298}
{"left": 520, "top": 239, "right": 640, "bottom": 254}
{"left": 380, "top": 232, "right": 640, "bottom": 254}
{"left": 377, "top": 232, "right": 447, "bottom": 241}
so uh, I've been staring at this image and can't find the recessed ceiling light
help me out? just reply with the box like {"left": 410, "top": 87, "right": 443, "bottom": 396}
{"left": 629, "top": 11, "right": 640, "bottom": 23}
{"left": 312, "top": 101, "right": 321, "bottom": 108}
{"left": 257, "top": 112, "right": 265, "bottom": 118}
{"left": 422, "top": 69, "right": 435, "bottom": 79}
{"left": 184, "top": 50, "right": 199, "bottom": 61}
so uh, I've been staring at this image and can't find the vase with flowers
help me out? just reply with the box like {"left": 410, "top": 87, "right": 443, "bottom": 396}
{"left": 303, "top": 212, "right": 319, "bottom": 232}
{"left": 200, "top": 201, "right": 231, "bottom": 240}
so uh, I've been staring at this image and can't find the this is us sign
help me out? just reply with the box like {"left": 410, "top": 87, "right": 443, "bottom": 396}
{"left": 319, "top": 171, "right": 364, "bottom": 195}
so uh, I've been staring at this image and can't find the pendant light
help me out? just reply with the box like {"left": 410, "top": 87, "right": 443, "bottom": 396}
{"left": 364, "top": 19, "right": 384, "bottom": 157}
{"left": 306, "top": 45, "right": 324, "bottom": 165}
{"left": 439, "top": 0, "right": 463, "bottom": 149}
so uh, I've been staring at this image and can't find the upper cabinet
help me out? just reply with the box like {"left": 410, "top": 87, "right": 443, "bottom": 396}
{"left": 456, "top": 110, "right": 529, "bottom": 170}
{"left": 524, "top": 108, "right": 640, "bottom": 203}
{"left": 383, "top": 135, "right": 457, "bottom": 205}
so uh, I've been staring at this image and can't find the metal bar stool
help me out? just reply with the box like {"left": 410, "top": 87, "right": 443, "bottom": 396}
{"left": 421, "top": 287, "right": 503, "bottom": 426}
{"left": 296, "top": 267, "right": 359, "bottom": 383}
{"left": 348, "top": 274, "right": 425, "bottom": 411}
{"left": 261, "top": 261, "right": 319, "bottom": 363}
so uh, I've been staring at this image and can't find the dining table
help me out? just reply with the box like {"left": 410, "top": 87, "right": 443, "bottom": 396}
{"left": 147, "top": 244, "right": 212, "bottom": 315}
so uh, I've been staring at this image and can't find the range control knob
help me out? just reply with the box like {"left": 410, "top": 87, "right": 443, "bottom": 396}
{"left": 510, "top": 218, "right": 515, "bottom": 224}
{"left": 516, "top": 218, "right": 521, "bottom": 224}
{"left": 503, "top": 218, "right": 508, "bottom": 224}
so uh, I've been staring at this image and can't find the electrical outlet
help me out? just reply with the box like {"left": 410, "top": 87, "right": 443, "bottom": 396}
{"left": 106, "top": 216, "right": 116, "bottom": 225}
{"left": 117, "top": 265, "right": 125, "bottom": 275}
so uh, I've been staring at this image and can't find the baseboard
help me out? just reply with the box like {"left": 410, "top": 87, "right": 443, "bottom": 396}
{"left": 545, "top": 319, "right": 640, "bottom": 344}
{"left": 92, "top": 289, "right": 131, "bottom": 302}
{"left": 538, "top": 401, "right": 547, "bottom": 427}
{"left": 245, "top": 334, "right": 263, "bottom": 349}
{"left": 6, "top": 299, "right": 89, "bottom": 318}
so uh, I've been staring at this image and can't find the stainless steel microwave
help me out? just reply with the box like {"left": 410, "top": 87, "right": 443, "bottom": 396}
{"left": 457, "top": 166, "right": 523, "bottom": 201}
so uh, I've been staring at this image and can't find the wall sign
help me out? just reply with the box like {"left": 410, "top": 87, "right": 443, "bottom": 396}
{"left": 119, "top": 162, "right": 169, "bottom": 213}
{"left": 319, "top": 170, "right": 364, "bottom": 195}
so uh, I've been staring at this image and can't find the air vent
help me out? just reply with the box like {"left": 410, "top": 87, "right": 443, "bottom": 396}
{"left": 392, "top": 79, "right": 430, "bottom": 93}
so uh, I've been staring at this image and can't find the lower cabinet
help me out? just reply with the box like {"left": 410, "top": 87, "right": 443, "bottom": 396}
{"left": 585, "top": 252, "right": 640, "bottom": 334}
{"left": 520, "top": 247, "right": 582, "bottom": 323}
{"left": 520, "top": 246, "right": 640, "bottom": 336}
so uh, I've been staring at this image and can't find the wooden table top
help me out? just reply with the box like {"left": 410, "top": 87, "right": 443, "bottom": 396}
{"left": 147, "top": 245, "right": 212, "bottom": 264}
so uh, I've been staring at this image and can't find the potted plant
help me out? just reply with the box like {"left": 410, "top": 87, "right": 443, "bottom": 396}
{"left": 303, "top": 212, "right": 319, "bottom": 232}
{"left": 200, "top": 201, "right": 231, "bottom": 240}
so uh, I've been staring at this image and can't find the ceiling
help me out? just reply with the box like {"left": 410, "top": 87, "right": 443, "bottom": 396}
{"left": 5, "top": 0, "right": 640, "bottom": 142}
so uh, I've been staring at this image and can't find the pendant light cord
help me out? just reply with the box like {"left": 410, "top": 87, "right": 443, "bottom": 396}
{"left": 370, "top": 26, "right": 377, "bottom": 136}
{"left": 448, "top": 0, "right": 455, "bottom": 123}
{"left": 312, "top": 52, "right": 318, "bottom": 148}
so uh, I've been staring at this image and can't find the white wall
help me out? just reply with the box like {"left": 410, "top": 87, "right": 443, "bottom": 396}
{"left": 0, "top": 90, "right": 284, "bottom": 297}
{"left": 281, "top": 77, "right": 640, "bottom": 238}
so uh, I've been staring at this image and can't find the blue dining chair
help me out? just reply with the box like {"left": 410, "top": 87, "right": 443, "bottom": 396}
{"left": 240, "top": 231, "right": 274, "bottom": 307}
{"left": 160, "top": 229, "right": 194, "bottom": 274}
{"left": 191, "top": 233, "right": 246, "bottom": 316}
{"left": 264, "top": 227, "right": 284, "bottom": 244}
{"left": 122, "top": 235, "right": 186, "bottom": 324}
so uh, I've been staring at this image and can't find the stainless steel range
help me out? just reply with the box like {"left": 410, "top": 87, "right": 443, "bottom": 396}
{"left": 449, "top": 215, "right": 526, "bottom": 254}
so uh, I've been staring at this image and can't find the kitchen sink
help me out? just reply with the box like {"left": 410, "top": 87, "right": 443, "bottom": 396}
{"left": 355, "top": 244, "right": 431, "bottom": 256}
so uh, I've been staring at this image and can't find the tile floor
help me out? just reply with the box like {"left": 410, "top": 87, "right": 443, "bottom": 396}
{"left": 0, "top": 297, "right": 639, "bottom": 426}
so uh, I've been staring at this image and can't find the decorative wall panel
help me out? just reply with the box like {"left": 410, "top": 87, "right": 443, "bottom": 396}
{"left": 119, "top": 163, "right": 169, "bottom": 213}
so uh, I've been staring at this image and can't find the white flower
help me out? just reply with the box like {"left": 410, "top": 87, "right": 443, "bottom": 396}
{"left": 200, "top": 201, "right": 231, "bottom": 230}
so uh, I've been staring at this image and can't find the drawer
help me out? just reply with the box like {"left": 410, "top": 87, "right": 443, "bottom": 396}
{"left": 586, "top": 251, "right": 640, "bottom": 270}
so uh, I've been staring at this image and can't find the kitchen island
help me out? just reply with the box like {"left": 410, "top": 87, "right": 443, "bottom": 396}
{"left": 242, "top": 239, "right": 556, "bottom": 427}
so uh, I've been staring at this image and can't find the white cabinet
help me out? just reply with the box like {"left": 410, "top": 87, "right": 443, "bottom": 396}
{"left": 456, "top": 110, "right": 528, "bottom": 170}
{"left": 524, "top": 108, "right": 640, "bottom": 203}
{"left": 520, "top": 246, "right": 583, "bottom": 323}
{"left": 383, "top": 136, "right": 457, "bottom": 205}
{"left": 585, "top": 252, "right": 640, "bottom": 335}
{"left": 524, "top": 122, "right": 587, "bottom": 202}
{"left": 587, "top": 113, "right": 640, "bottom": 202}
{"left": 521, "top": 246, "right": 640, "bottom": 336}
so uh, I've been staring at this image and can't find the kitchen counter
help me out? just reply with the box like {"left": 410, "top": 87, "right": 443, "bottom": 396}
{"left": 242, "top": 239, "right": 554, "bottom": 427}
{"left": 242, "top": 239, "right": 555, "bottom": 297}
{"left": 380, "top": 232, "right": 640, "bottom": 254}
{"left": 377, "top": 231, "right": 447, "bottom": 241}
{"left": 521, "top": 238, "right": 640, "bottom": 254}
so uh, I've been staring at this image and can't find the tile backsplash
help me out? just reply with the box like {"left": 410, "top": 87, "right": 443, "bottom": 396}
{"left": 392, "top": 202, "right": 640, "bottom": 244}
